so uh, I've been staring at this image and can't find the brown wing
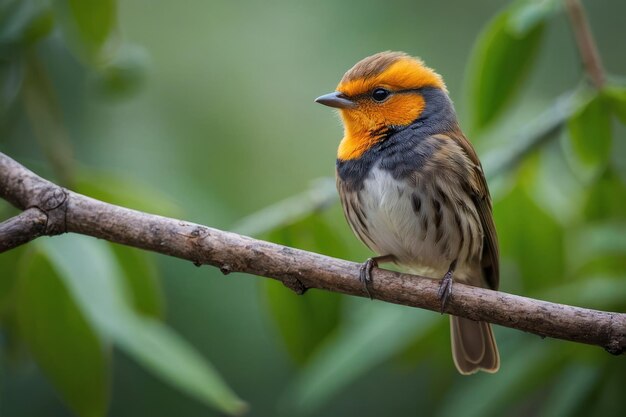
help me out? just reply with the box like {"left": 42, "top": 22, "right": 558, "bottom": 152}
{"left": 447, "top": 132, "right": 500, "bottom": 290}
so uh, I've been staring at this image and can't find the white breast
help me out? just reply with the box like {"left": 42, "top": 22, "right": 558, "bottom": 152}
{"left": 356, "top": 166, "right": 477, "bottom": 279}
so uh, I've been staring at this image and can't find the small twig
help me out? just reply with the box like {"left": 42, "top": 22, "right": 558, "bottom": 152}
{"left": 0, "top": 152, "right": 624, "bottom": 355}
{"left": 482, "top": 88, "right": 590, "bottom": 178}
{"left": 0, "top": 208, "right": 48, "bottom": 252}
{"left": 22, "top": 52, "right": 76, "bottom": 187}
{"left": 233, "top": 177, "right": 337, "bottom": 236}
{"left": 565, "top": 0, "right": 605, "bottom": 89}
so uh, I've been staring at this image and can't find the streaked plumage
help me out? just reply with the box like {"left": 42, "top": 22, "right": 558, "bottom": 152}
{"left": 316, "top": 51, "right": 500, "bottom": 374}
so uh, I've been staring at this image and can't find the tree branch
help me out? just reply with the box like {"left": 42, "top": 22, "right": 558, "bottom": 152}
{"left": 0, "top": 208, "right": 48, "bottom": 252}
{"left": 1, "top": 152, "right": 624, "bottom": 355}
{"left": 565, "top": 0, "right": 605, "bottom": 89}
{"left": 482, "top": 88, "right": 589, "bottom": 178}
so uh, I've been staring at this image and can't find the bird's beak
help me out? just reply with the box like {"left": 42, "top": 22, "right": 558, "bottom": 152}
{"left": 315, "top": 91, "right": 356, "bottom": 109}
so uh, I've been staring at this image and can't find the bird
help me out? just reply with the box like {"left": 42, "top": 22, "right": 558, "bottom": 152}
{"left": 315, "top": 51, "right": 500, "bottom": 374}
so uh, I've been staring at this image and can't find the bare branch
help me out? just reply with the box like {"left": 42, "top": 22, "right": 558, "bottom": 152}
{"left": 0, "top": 208, "right": 48, "bottom": 252}
{"left": 482, "top": 88, "right": 591, "bottom": 178}
{"left": 565, "top": 0, "right": 605, "bottom": 89}
{"left": 1, "top": 151, "right": 624, "bottom": 355}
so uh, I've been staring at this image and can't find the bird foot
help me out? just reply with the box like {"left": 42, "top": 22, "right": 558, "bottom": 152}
{"left": 437, "top": 270, "right": 454, "bottom": 314}
{"left": 359, "top": 258, "right": 377, "bottom": 299}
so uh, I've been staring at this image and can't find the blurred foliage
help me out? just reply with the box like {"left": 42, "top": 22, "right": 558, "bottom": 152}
{"left": 466, "top": 0, "right": 548, "bottom": 131}
{"left": 1, "top": 0, "right": 625, "bottom": 416}
{"left": 567, "top": 93, "right": 612, "bottom": 177}
{"left": 17, "top": 249, "right": 110, "bottom": 417}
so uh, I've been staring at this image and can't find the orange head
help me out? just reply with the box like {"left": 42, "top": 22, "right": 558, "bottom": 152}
{"left": 316, "top": 51, "right": 448, "bottom": 161}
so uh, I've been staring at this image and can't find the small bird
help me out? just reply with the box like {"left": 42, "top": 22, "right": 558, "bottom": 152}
{"left": 315, "top": 51, "right": 500, "bottom": 374}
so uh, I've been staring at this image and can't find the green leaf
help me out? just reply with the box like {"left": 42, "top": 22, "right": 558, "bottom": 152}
{"left": 262, "top": 214, "right": 344, "bottom": 364}
{"left": 527, "top": 141, "right": 586, "bottom": 224}
{"left": 263, "top": 281, "right": 341, "bottom": 364}
{"left": 495, "top": 172, "right": 565, "bottom": 291}
{"left": 437, "top": 339, "right": 562, "bottom": 417}
{"left": 481, "top": 87, "right": 593, "bottom": 180}
{"left": 567, "top": 94, "right": 612, "bottom": 174}
{"left": 233, "top": 177, "right": 337, "bottom": 237}
{"left": 265, "top": 212, "right": 352, "bottom": 260}
{"left": 52, "top": 0, "right": 117, "bottom": 61}
{"left": 283, "top": 303, "right": 438, "bottom": 415}
{"left": 114, "top": 317, "right": 248, "bottom": 416}
{"left": 0, "top": 247, "right": 24, "bottom": 316}
{"left": 90, "top": 44, "right": 149, "bottom": 99}
{"left": 0, "top": 0, "right": 54, "bottom": 46}
{"left": 74, "top": 170, "right": 182, "bottom": 217}
{"left": 583, "top": 169, "right": 626, "bottom": 221}
{"left": 68, "top": 0, "right": 115, "bottom": 50}
{"left": 539, "top": 276, "right": 626, "bottom": 313}
{"left": 508, "top": 0, "right": 560, "bottom": 35}
{"left": 0, "top": 53, "right": 23, "bottom": 116}
{"left": 467, "top": 6, "right": 545, "bottom": 130}
{"left": 567, "top": 223, "right": 626, "bottom": 271}
{"left": 110, "top": 243, "right": 164, "bottom": 318}
{"left": 38, "top": 235, "right": 247, "bottom": 415}
{"left": 604, "top": 85, "right": 626, "bottom": 124}
{"left": 538, "top": 365, "right": 600, "bottom": 417}
{"left": 585, "top": 363, "right": 626, "bottom": 417}
{"left": 17, "top": 250, "right": 110, "bottom": 417}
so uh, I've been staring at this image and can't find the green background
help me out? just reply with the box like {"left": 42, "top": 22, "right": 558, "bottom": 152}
{"left": 1, "top": 0, "right": 625, "bottom": 416}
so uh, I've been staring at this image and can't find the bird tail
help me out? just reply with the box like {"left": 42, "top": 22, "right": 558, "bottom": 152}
{"left": 450, "top": 316, "right": 500, "bottom": 375}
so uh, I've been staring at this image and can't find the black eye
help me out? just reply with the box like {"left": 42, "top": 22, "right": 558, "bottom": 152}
{"left": 371, "top": 88, "right": 390, "bottom": 102}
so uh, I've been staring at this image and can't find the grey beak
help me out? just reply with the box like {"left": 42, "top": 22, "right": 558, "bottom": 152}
{"left": 315, "top": 91, "right": 356, "bottom": 109}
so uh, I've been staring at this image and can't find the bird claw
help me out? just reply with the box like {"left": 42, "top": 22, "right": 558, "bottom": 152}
{"left": 359, "top": 258, "right": 377, "bottom": 299}
{"left": 437, "top": 271, "right": 454, "bottom": 314}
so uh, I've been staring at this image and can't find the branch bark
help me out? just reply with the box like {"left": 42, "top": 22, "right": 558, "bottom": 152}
{"left": 1, "top": 152, "right": 625, "bottom": 355}
{"left": 0, "top": 208, "right": 48, "bottom": 252}
{"left": 565, "top": 0, "right": 605, "bottom": 89}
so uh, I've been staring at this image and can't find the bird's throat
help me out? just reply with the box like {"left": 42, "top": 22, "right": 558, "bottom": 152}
{"left": 337, "top": 130, "right": 385, "bottom": 160}
{"left": 337, "top": 110, "right": 389, "bottom": 161}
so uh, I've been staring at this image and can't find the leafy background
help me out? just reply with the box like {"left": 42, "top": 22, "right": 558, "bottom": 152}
{"left": 1, "top": 0, "right": 625, "bottom": 416}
